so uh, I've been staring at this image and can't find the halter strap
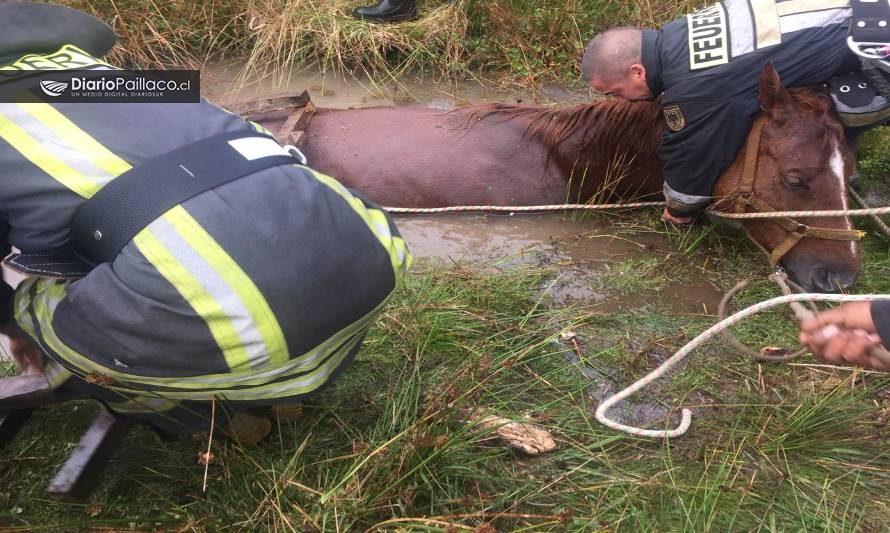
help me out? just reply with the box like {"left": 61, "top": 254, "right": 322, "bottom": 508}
{"left": 725, "top": 115, "right": 863, "bottom": 267}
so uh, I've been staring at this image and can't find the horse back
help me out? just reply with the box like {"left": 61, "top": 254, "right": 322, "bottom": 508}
{"left": 299, "top": 106, "right": 567, "bottom": 207}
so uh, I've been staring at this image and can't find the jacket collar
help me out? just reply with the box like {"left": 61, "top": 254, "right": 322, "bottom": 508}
{"left": 641, "top": 29, "right": 664, "bottom": 96}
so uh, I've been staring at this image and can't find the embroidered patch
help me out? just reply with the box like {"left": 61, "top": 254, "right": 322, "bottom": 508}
{"left": 663, "top": 105, "right": 686, "bottom": 131}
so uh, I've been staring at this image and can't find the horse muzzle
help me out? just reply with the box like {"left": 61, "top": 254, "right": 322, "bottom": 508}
{"left": 782, "top": 259, "right": 858, "bottom": 292}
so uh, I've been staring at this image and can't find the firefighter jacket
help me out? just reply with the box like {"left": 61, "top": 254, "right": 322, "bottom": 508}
{"left": 644, "top": 0, "right": 857, "bottom": 213}
{"left": 0, "top": 45, "right": 411, "bottom": 407}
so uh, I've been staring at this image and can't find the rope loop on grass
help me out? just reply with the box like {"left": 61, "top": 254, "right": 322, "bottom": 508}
{"left": 594, "top": 290, "right": 890, "bottom": 439}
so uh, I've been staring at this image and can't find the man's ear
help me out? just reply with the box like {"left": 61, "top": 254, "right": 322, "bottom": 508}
{"left": 628, "top": 63, "right": 646, "bottom": 80}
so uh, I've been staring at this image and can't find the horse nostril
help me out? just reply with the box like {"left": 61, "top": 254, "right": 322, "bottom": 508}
{"left": 810, "top": 266, "right": 854, "bottom": 292}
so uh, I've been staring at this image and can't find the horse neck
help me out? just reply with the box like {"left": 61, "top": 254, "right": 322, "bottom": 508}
{"left": 529, "top": 100, "right": 666, "bottom": 201}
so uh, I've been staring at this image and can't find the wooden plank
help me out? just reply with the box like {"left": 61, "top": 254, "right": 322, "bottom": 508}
{"left": 47, "top": 408, "right": 132, "bottom": 502}
{"left": 279, "top": 100, "right": 316, "bottom": 146}
{"left": 0, "top": 409, "right": 34, "bottom": 449}
{"left": 225, "top": 90, "right": 310, "bottom": 118}
{"left": 0, "top": 374, "right": 85, "bottom": 411}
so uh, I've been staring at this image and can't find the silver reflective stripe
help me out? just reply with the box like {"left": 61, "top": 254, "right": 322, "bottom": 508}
{"left": 663, "top": 182, "right": 712, "bottom": 210}
{"left": 44, "top": 359, "right": 73, "bottom": 388}
{"left": 182, "top": 331, "right": 367, "bottom": 401}
{"left": 228, "top": 136, "right": 290, "bottom": 160}
{"left": 146, "top": 216, "right": 270, "bottom": 369}
{"left": 0, "top": 103, "right": 117, "bottom": 190}
{"left": 780, "top": 7, "right": 850, "bottom": 33}
{"left": 236, "top": 333, "right": 365, "bottom": 399}
{"left": 727, "top": 0, "right": 757, "bottom": 57}
{"left": 28, "top": 274, "right": 387, "bottom": 391}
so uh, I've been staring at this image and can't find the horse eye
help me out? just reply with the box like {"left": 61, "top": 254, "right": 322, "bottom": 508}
{"left": 782, "top": 174, "right": 806, "bottom": 188}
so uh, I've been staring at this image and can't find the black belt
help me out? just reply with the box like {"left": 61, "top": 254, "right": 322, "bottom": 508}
{"left": 4, "top": 131, "right": 298, "bottom": 279}
{"left": 851, "top": 0, "right": 890, "bottom": 43}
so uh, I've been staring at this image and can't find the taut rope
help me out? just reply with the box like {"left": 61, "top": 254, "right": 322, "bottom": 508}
{"left": 384, "top": 202, "right": 890, "bottom": 219}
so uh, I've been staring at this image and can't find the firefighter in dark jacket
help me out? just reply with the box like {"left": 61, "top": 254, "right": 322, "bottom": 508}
{"left": 581, "top": 0, "right": 862, "bottom": 225}
{"left": 0, "top": 3, "right": 410, "bottom": 442}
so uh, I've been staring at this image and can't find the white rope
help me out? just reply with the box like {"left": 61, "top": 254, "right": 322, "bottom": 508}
{"left": 383, "top": 202, "right": 890, "bottom": 219}
{"left": 383, "top": 202, "right": 663, "bottom": 214}
{"left": 712, "top": 206, "right": 890, "bottom": 219}
{"left": 849, "top": 187, "right": 890, "bottom": 240}
{"left": 595, "top": 293, "right": 890, "bottom": 439}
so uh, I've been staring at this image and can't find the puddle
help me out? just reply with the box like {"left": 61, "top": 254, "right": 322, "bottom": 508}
{"left": 394, "top": 213, "right": 723, "bottom": 313}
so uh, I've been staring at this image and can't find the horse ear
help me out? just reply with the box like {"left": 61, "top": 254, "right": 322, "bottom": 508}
{"left": 757, "top": 63, "right": 792, "bottom": 115}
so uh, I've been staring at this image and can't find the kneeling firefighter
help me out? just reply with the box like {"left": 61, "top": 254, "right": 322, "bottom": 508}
{"left": 0, "top": 3, "right": 410, "bottom": 442}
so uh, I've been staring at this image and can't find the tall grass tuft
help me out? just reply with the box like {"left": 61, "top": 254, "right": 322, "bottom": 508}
{"left": 63, "top": 0, "right": 711, "bottom": 86}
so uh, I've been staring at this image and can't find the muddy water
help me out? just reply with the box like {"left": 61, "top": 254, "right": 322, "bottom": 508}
{"left": 395, "top": 213, "right": 722, "bottom": 313}
{"left": 202, "top": 63, "right": 591, "bottom": 110}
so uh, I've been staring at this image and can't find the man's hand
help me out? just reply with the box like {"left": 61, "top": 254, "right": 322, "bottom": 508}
{"left": 0, "top": 323, "right": 44, "bottom": 375}
{"left": 798, "top": 302, "right": 889, "bottom": 370}
{"left": 800, "top": 301, "right": 875, "bottom": 334}
{"left": 661, "top": 207, "right": 693, "bottom": 226}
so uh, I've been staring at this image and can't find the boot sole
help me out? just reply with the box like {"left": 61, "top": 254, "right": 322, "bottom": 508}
{"left": 354, "top": 11, "right": 417, "bottom": 22}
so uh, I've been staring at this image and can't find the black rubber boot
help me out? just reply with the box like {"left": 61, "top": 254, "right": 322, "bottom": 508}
{"left": 353, "top": 0, "right": 416, "bottom": 22}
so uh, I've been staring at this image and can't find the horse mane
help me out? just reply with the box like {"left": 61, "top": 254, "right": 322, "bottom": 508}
{"left": 786, "top": 85, "right": 834, "bottom": 115}
{"left": 454, "top": 98, "right": 664, "bottom": 160}
{"left": 454, "top": 86, "right": 834, "bottom": 157}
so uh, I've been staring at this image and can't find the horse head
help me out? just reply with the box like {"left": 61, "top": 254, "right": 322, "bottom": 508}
{"left": 712, "top": 64, "right": 860, "bottom": 291}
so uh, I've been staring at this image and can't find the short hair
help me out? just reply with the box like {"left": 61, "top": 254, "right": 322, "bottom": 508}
{"left": 581, "top": 27, "right": 643, "bottom": 83}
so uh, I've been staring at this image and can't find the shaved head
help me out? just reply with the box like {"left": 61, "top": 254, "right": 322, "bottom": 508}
{"left": 581, "top": 27, "right": 643, "bottom": 84}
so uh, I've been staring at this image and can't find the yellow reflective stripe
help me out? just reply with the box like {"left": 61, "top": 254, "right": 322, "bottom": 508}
{"left": 29, "top": 280, "right": 115, "bottom": 382}
{"left": 108, "top": 395, "right": 178, "bottom": 414}
{"left": 250, "top": 120, "right": 274, "bottom": 136}
{"left": 134, "top": 219, "right": 250, "bottom": 371}
{"left": 13, "top": 280, "right": 71, "bottom": 388}
{"left": 776, "top": 0, "right": 850, "bottom": 15}
{"left": 0, "top": 111, "right": 99, "bottom": 198}
{"left": 24, "top": 274, "right": 389, "bottom": 393}
{"left": 13, "top": 279, "right": 36, "bottom": 339}
{"left": 750, "top": 0, "right": 781, "bottom": 48}
{"left": 156, "top": 329, "right": 367, "bottom": 401}
{"left": 307, "top": 169, "right": 412, "bottom": 276}
{"left": 0, "top": 44, "right": 113, "bottom": 72}
{"left": 19, "top": 103, "right": 132, "bottom": 176}
{"left": 163, "top": 206, "right": 289, "bottom": 368}
{"left": 367, "top": 208, "right": 406, "bottom": 274}
{"left": 393, "top": 236, "right": 411, "bottom": 274}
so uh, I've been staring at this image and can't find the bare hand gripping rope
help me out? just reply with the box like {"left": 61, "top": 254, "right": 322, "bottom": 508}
{"left": 594, "top": 286, "right": 890, "bottom": 439}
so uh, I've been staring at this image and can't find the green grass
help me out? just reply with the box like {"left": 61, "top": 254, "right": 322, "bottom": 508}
{"left": 9, "top": 1, "right": 890, "bottom": 530}
{"left": 59, "top": 0, "right": 709, "bottom": 88}
{"left": 4, "top": 217, "right": 890, "bottom": 531}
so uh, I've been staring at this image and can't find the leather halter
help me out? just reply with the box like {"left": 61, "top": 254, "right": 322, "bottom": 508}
{"left": 720, "top": 115, "right": 864, "bottom": 267}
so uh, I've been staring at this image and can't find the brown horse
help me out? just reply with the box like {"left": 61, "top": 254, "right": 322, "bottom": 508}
{"left": 258, "top": 65, "right": 860, "bottom": 292}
